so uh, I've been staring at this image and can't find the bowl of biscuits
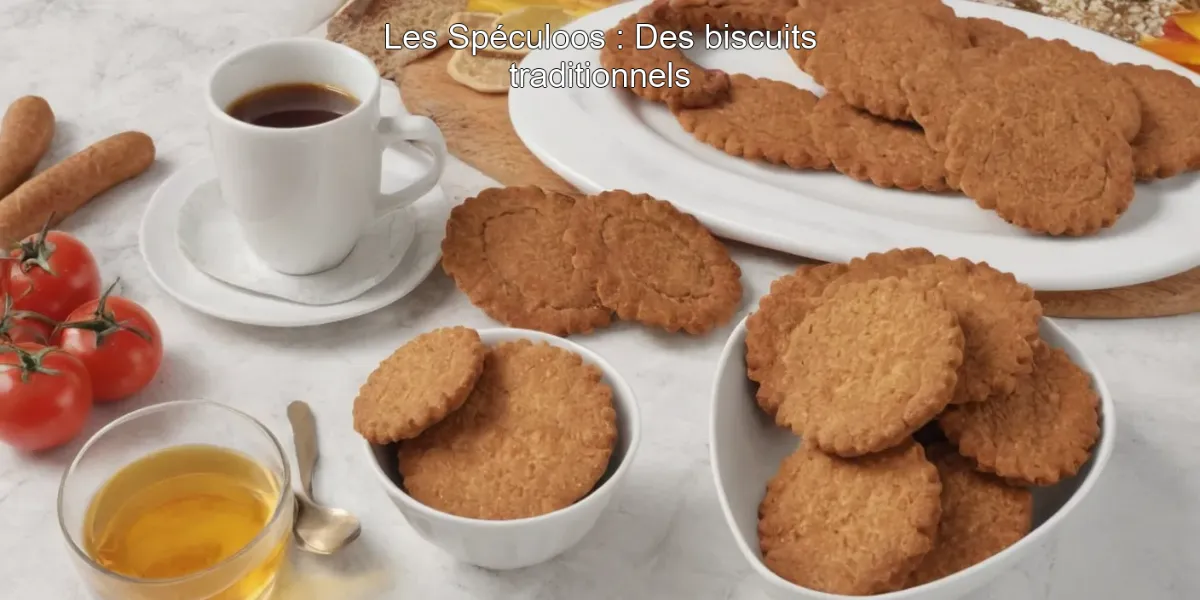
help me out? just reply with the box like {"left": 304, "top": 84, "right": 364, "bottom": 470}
{"left": 710, "top": 248, "right": 1114, "bottom": 599}
{"left": 357, "top": 326, "right": 641, "bottom": 570}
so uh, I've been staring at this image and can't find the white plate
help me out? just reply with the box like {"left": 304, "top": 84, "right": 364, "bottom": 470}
{"left": 139, "top": 149, "right": 449, "bottom": 327}
{"left": 510, "top": 0, "right": 1200, "bottom": 291}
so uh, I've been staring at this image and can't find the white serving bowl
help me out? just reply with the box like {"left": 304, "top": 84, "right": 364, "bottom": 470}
{"left": 365, "top": 327, "right": 642, "bottom": 570}
{"left": 710, "top": 317, "right": 1115, "bottom": 599}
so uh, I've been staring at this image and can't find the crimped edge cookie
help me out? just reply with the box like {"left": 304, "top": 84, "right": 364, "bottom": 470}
{"left": 353, "top": 326, "right": 487, "bottom": 443}
{"left": 674, "top": 74, "right": 831, "bottom": 170}
{"left": 758, "top": 441, "right": 942, "bottom": 595}
{"left": 745, "top": 262, "right": 849, "bottom": 416}
{"left": 566, "top": 190, "right": 743, "bottom": 334}
{"left": 441, "top": 186, "right": 613, "bottom": 336}
{"left": 777, "top": 276, "right": 964, "bottom": 456}
{"left": 939, "top": 343, "right": 1101, "bottom": 486}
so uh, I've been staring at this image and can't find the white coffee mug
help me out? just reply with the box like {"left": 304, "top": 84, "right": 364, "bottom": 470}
{"left": 206, "top": 37, "right": 446, "bottom": 275}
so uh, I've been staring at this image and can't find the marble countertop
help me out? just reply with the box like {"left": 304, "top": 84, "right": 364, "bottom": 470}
{"left": 1, "top": 1, "right": 1198, "bottom": 599}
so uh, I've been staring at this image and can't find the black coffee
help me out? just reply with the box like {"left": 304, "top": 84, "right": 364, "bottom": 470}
{"left": 227, "top": 83, "right": 359, "bottom": 128}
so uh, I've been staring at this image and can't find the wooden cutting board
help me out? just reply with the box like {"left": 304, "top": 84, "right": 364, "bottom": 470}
{"left": 396, "top": 48, "right": 1200, "bottom": 319}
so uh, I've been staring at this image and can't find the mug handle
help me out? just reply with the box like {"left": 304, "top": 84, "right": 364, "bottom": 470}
{"left": 375, "top": 114, "right": 447, "bottom": 218}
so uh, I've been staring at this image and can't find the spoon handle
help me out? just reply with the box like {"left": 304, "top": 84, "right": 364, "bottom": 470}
{"left": 287, "top": 400, "right": 320, "bottom": 498}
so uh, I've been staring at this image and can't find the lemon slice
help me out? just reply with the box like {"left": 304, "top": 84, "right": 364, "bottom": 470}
{"left": 494, "top": 5, "right": 574, "bottom": 55}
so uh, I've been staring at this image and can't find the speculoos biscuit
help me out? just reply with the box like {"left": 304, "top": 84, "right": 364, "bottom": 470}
{"left": 907, "top": 445, "right": 1033, "bottom": 587}
{"left": 353, "top": 326, "right": 486, "bottom": 444}
{"left": 901, "top": 46, "right": 997, "bottom": 153}
{"left": 600, "top": 14, "right": 730, "bottom": 109}
{"left": 809, "top": 93, "right": 952, "bottom": 192}
{"left": 645, "top": 0, "right": 798, "bottom": 31}
{"left": 744, "top": 262, "right": 848, "bottom": 417}
{"left": 784, "top": 0, "right": 933, "bottom": 74}
{"left": 758, "top": 441, "right": 942, "bottom": 595}
{"left": 674, "top": 74, "right": 830, "bottom": 170}
{"left": 824, "top": 249, "right": 1042, "bottom": 405}
{"left": 939, "top": 343, "right": 1101, "bottom": 486}
{"left": 398, "top": 340, "right": 617, "bottom": 520}
{"left": 994, "top": 38, "right": 1142, "bottom": 143}
{"left": 944, "top": 75, "right": 1136, "bottom": 236}
{"left": 806, "top": 2, "right": 968, "bottom": 121}
{"left": 565, "top": 190, "right": 742, "bottom": 334}
{"left": 776, "top": 276, "right": 964, "bottom": 457}
{"left": 1114, "top": 63, "right": 1200, "bottom": 180}
{"left": 441, "top": 186, "right": 613, "bottom": 336}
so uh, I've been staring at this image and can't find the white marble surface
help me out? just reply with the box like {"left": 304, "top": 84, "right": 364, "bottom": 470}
{"left": 0, "top": 1, "right": 1198, "bottom": 599}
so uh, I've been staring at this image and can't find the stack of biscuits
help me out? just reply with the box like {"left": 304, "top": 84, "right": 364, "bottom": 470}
{"left": 744, "top": 248, "right": 1102, "bottom": 595}
{"left": 604, "top": 0, "right": 1200, "bottom": 237}
{"left": 352, "top": 326, "right": 618, "bottom": 520}
{"left": 440, "top": 186, "right": 743, "bottom": 336}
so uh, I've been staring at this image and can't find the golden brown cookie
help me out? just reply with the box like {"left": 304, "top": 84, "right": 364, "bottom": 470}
{"left": 964, "top": 16, "right": 1028, "bottom": 50}
{"left": 939, "top": 343, "right": 1101, "bottom": 486}
{"left": 353, "top": 327, "right": 486, "bottom": 444}
{"left": 674, "top": 75, "right": 830, "bottom": 170}
{"left": 902, "top": 46, "right": 997, "bottom": 153}
{"left": 783, "top": 0, "right": 926, "bottom": 74}
{"left": 600, "top": 14, "right": 730, "bottom": 109}
{"left": 809, "top": 94, "right": 952, "bottom": 192}
{"left": 645, "top": 0, "right": 798, "bottom": 31}
{"left": 565, "top": 190, "right": 742, "bottom": 334}
{"left": 1114, "top": 63, "right": 1200, "bottom": 180}
{"left": 442, "top": 187, "right": 612, "bottom": 336}
{"left": 944, "top": 75, "right": 1136, "bottom": 236}
{"left": 744, "top": 262, "right": 849, "bottom": 417}
{"left": 825, "top": 249, "right": 1042, "bottom": 405}
{"left": 759, "top": 441, "right": 942, "bottom": 595}
{"left": 806, "top": 3, "right": 968, "bottom": 120}
{"left": 908, "top": 445, "right": 1033, "bottom": 587}
{"left": 995, "top": 38, "right": 1141, "bottom": 143}
{"left": 398, "top": 340, "right": 617, "bottom": 520}
{"left": 776, "top": 276, "right": 964, "bottom": 456}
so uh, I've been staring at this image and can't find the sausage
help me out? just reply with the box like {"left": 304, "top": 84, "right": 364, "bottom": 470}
{"left": 0, "top": 131, "right": 154, "bottom": 246}
{"left": 0, "top": 96, "right": 55, "bottom": 198}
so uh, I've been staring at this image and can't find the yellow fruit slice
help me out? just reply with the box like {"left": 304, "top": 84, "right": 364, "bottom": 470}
{"left": 485, "top": 5, "right": 575, "bottom": 56}
{"left": 496, "top": 5, "right": 574, "bottom": 32}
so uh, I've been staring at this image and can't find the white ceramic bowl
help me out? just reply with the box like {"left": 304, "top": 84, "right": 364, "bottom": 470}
{"left": 710, "top": 317, "right": 1115, "bottom": 599}
{"left": 365, "top": 327, "right": 642, "bottom": 570}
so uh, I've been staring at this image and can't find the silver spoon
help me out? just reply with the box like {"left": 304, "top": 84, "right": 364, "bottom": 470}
{"left": 286, "top": 400, "right": 362, "bottom": 554}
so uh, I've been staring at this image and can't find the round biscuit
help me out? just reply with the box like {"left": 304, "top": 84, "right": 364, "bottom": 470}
{"left": 823, "top": 248, "right": 1042, "bottom": 405}
{"left": 939, "top": 343, "right": 1101, "bottom": 486}
{"left": 806, "top": 3, "right": 968, "bottom": 120}
{"left": 944, "top": 76, "right": 1135, "bottom": 236}
{"left": 565, "top": 190, "right": 742, "bottom": 334}
{"left": 674, "top": 74, "right": 831, "bottom": 171}
{"left": 1114, "top": 63, "right": 1200, "bottom": 180}
{"left": 745, "top": 262, "right": 848, "bottom": 417}
{"left": 353, "top": 326, "right": 486, "bottom": 443}
{"left": 809, "top": 93, "right": 952, "bottom": 192}
{"left": 776, "top": 276, "right": 964, "bottom": 456}
{"left": 908, "top": 445, "right": 1033, "bottom": 587}
{"left": 758, "top": 441, "right": 942, "bottom": 595}
{"left": 441, "top": 186, "right": 613, "bottom": 335}
{"left": 398, "top": 339, "right": 618, "bottom": 520}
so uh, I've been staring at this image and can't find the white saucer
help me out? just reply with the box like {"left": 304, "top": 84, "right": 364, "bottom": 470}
{"left": 140, "top": 149, "right": 450, "bottom": 327}
{"left": 177, "top": 178, "right": 415, "bottom": 306}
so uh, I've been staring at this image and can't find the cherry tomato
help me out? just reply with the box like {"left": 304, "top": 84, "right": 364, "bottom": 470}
{"left": 54, "top": 281, "right": 163, "bottom": 402}
{"left": 0, "top": 342, "right": 93, "bottom": 452}
{"left": 9, "top": 224, "right": 101, "bottom": 322}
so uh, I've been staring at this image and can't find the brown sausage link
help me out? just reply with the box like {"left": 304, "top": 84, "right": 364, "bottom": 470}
{"left": 0, "top": 131, "right": 155, "bottom": 245}
{"left": 0, "top": 96, "right": 55, "bottom": 199}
